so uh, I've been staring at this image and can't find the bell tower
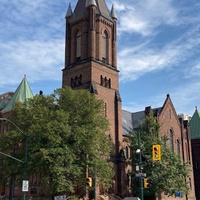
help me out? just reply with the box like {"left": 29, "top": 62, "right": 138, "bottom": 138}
{"left": 62, "top": 0, "right": 124, "bottom": 196}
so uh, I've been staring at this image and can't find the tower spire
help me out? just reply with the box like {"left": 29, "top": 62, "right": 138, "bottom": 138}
{"left": 110, "top": 4, "right": 117, "bottom": 19}
{"left": 66, "top": 3, "right": 73, "bottom": 18}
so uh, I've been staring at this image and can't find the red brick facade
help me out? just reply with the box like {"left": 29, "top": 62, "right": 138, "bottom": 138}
{"left": 157, "top": 95, "right": 195, "bottom": 200}
{"left": 62, "top": 1, "right": 125, "bottom": 197}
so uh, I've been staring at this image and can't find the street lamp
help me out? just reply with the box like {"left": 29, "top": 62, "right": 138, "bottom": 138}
{"left": 0, "top": 118, "right": 28, "bottom": 200}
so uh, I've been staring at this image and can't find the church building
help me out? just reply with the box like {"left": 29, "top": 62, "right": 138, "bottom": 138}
{"left": 0, "top": 0, "right": 197, "bottom": 199}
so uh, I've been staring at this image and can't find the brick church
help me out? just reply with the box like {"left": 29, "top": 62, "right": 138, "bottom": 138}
{"left": 62, "top": 0, "right": 126, "bottom": 197}
{"left": 0, "top": 0, "right": 197, "bottom": 199}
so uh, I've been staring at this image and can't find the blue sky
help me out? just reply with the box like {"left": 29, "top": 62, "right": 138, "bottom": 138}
{"left": 0, "top": 0, "right": 200, "bottom": 116}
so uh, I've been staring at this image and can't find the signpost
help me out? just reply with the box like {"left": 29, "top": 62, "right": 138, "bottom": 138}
{"left": 22, "top": 180, "right": 29, "bottom": 192}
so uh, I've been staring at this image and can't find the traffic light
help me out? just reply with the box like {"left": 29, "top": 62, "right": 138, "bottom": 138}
{"left": 143, "top": 178, "right": 149, "bottom": 188}
{"left": 152, "top": 144, "right": 161, "bottom": 161}
{"left": 86, "top": 177, "right": 92, "bottom": 187}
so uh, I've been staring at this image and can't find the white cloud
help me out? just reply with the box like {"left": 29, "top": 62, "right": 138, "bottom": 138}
{"left": 0, "top": 40, "right": 64, "bottom": 87}
{"left": 118, "top": 15, "right": 200, "bottom": 82}
{"left": 118, "top": 42, "right": 181, "bottom": 82}
{"left": 114, "top": 0, "right": 178, "bottom": 36}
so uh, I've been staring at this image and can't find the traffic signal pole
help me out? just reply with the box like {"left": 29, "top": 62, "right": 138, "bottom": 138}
{"left": 137, "top": 131, "right": 144, "bottom": 200}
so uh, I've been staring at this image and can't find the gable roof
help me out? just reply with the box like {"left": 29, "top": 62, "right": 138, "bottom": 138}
{"left": 1, "top": 76, "right": 34, "bottom": 113}
{"left": 122, "top": 107, "right": 162, "bottom": 135}
{"left": 190, "top": 108, "right": 200, "bottom": 139}
{"left": 122, "top": 94, "right": 182, "bottom": 136}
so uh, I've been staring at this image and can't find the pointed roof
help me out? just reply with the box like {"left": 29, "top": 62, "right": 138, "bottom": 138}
{"left": 1, "top": 75, "right": 34, "bottom": 113}
{"left": 190, "top": 107, "right": 200, "bottom": 139}
{"left": 72, "top": 0, "right": 113, "bottom": 21}
{"left": 110, "top": 4, "right": 117, "bottom": 19}
{"left": 66, "top": 3, "right": 73, "bottom": 18}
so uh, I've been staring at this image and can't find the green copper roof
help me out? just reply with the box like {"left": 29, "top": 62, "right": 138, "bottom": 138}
{"left": 190, "top": 109, "right": 200, "bottom": 139}
{"left": 1, "top": 76, "right": 34, "bottom": 113}
{"left": 0, "top": 100, "right": 7, "bottom": 110}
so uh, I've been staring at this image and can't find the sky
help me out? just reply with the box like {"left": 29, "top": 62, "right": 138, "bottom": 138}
{"left": 0, "top": 0, "right": 200, "bottom": 116}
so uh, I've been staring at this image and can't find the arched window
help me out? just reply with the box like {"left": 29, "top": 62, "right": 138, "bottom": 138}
{"left": 126, "top": 174, "right": 130, "bottom": 187}
{"left": 104, "top": 102, "right": 107, "bottom": 117}
{"left": 104, "top": 77, "right": 108, "bottom": 87}
{"left": 100, "top": 75, "right": 103, "bottom": 86}
{"left": 176, "top": 139, "right": 180, "bottom": 156}
{"left": 102, "top": 31, "right": 107, "bottom": 63}
{"left": 71, "top": 78, "right": 74, "bottom": 87}
{"left": 108, "top": 78, "right": 111, "bottom": 88}
{"left": 168, "top": 129, "right": 174, "bottom": 152}
{"left": 76, "top": 31, "right": 81, "bottom": 61}
{"left": 195, "top": 160, "right": 199, "bottom": 169}
{"left": 189, "top": 178, "right": 192, "bottom": 189}
{"left": 130, "top": 146, "right": 133, "bottom": 159}
{"left": 125, "top": 146, "right": 129, "bottom": 158}
{"left": 78, "top": 74, "right": 82, "bottom": 86}
{"left": 185, "top": 142, "right": 189, "bottom": 162}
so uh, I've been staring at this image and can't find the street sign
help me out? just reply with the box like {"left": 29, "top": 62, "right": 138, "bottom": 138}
{"left": 176, "top": 191, "right": 181, "bottom": 198}
{"left": 22, "top": 180, "right": 29, "bottom": 192}
{"left": 54, "top": 195, "right": 67, "bottom": 200}
{"left": 135, "top": 173, "right": 146, "bottom": 178}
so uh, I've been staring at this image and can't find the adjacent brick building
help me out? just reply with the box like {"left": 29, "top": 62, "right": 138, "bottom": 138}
{"left": 122, "top": 94, "right": 196, "bottom": 200}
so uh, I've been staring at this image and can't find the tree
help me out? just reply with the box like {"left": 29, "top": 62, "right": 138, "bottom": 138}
{"left": 129, "top": 112, "right": 189, "bottom": 199}
{"left": 0, "top": 87, "right": 114, "bottom": 198}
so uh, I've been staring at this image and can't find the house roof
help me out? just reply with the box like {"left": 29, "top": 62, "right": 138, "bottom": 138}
{"left": 1, "top": 76, "right": 34, "bottom": 113}
{"left": 122, "top": 107, "right": 162, "bottom": 135}
{"left": 190, "top": 108, "right": 200, "bottom": 139}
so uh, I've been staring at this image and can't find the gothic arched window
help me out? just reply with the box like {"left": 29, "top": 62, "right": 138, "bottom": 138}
{"left": 168, "top": 129, "right": 174, "bottom": 152}
{"left": 102, "top": 31, "right": 108, "bottom": 63}
{"left": 76, "top": 31, "right": 81, "bottom": 61}
{"left": 125, "top": 146, "right": 129, "bottom": 158}
{"left": 176, "top": 139, "right": 180, "bottom": 156}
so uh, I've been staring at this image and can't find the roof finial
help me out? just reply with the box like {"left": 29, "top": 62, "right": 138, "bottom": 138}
{"left": 24, "top": 74, "right": 26, "bottom": 79}
{"left": 196, "top": 106, "right": 198, "bottom": 110}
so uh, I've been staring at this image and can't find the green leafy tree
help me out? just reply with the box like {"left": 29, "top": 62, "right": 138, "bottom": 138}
{"left": 0, "top": 87, "right": 114, "bottom": 197}
{"left": 129, "top": 112, "right": 189, "bottom": 199}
